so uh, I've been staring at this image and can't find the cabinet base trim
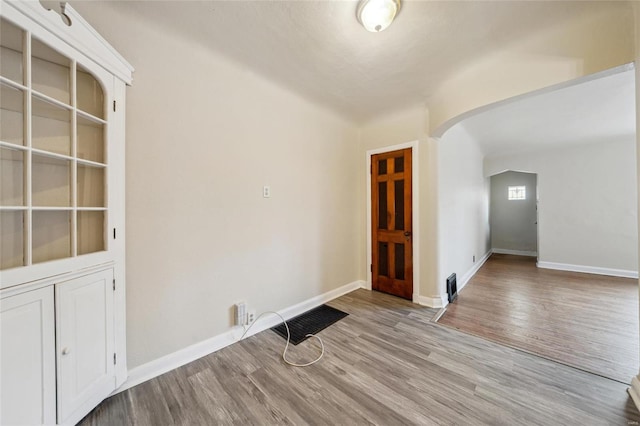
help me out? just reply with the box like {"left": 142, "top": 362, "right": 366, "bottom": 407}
{"left": 114, "top": 280, "right": 366, "bottom": 394}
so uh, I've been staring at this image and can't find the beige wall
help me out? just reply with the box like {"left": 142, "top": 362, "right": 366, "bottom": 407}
{"left": 428, "top": 2, "right": 635, "bottom": 136}
{"left": 74, "top": 3, "right": 360, "bottom": 368}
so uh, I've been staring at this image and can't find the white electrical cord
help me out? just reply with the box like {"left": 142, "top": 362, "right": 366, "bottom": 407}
{"left": 239, "top": 311, "right": 325, "bottom": 367}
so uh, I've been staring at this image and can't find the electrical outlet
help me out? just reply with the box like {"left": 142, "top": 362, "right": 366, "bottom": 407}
{"left": 263, "top": 186, "right": 271, "bottom": 198}
{"left": 247, "top": 311, "right": 256, "bottom": 326}
{"left": 235, "top": 302, "right": 246, "bottom": 326}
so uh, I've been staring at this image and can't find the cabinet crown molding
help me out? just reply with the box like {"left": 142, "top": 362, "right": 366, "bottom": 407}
{"left": 2, "top": 0, "right": 134, "bottom": 84}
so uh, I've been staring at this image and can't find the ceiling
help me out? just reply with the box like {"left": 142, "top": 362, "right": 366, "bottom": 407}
{"left": 457, "top": 67, "right": 636, "bottom": 157}
{"left": 70, "top": 0, "right": 634, "bottom": 123}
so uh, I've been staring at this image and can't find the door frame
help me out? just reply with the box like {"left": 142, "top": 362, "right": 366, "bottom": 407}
{"left": 366, "top": 140, "right": 420, "bottom": 302}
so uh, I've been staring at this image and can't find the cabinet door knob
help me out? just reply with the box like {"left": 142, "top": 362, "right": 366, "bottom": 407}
{"left": 62, "top": 347, "right": 70, "bottom": 355}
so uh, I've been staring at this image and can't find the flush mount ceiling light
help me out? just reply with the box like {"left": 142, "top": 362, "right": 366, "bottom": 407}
{"left": 357, "top": 0, "right": 401, "bottom": 32}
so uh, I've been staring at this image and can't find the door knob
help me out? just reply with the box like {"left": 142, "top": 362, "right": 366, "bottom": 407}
{"left": 404, "top": 231, "right": 411, "bottom": 237}
{"left": 62, "top": 347, "right": 70, "bottom": 355}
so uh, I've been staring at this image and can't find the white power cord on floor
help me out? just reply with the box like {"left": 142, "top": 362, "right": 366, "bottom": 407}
{"left": 239, "top": 311, "right": 324, "bottom": 367}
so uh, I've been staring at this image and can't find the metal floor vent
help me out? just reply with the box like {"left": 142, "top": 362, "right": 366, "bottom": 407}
{"left": 447, "top": 273, "right": 458, "bottom": 303}
{"left": 271, "top": 305, "right": 348, "bottom": 345}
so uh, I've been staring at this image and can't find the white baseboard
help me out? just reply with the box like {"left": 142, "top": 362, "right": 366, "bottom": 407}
{"left": 491, "top": 248, "right": 537, "bottom": 257}
{"left": 113, "top": 280, "right": 366, "bottom": 394}
{"left": 414, "top": 250, "right": 492, "bottom": 308}
{"left": 415, "top": 294, "right": 448, "bottom": 308}
{"left": 458, "top": 250, "right": 492, "bottom": 292}
{"left": 536, "top": 261, "right": 638, "bottom": 279}
{"left": 629, "top": 376, "right": 640, "bottom": 411}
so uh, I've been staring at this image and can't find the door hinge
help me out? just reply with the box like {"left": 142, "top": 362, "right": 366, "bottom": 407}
{"left": 113, "top": 100, "right": 116, "bottom": 112}
{"left": 370, "top": 264, "right": 373, "bottom": 272}
{"left": 370, "top": 163, "right": 372, "bottom": 174}
{"left": 113, "top": 353, "right": 117, "bottom": 365}
{"left": 113, "top": 279, "right": 116, "bottom": 291}
{"left": 113, "top": 228, "right": 116, "bottom": 239}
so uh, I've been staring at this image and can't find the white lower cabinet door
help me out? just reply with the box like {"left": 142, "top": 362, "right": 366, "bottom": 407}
{"left": 56, "top": 269, "right": 116, "bottom": 425}
{"left": 0, "top": 286, "right": 56, "bottom": 425}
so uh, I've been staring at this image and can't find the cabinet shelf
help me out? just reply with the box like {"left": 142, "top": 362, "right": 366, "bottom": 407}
{"left": 31, "top": 207, "right": 74, "bottom": 211}
{"left": 77, "top": 109, "right": 107, "bottom": 125}
{"left": 0, "top": 76, "right": 27, "bottom": 91}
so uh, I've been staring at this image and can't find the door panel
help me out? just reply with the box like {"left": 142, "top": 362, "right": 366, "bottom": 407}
{"left": 372, "top": 148, "right": 413, "bottom": 299}
{"left": 56, "top": 269, "right": 115, "bottom": 425}
{"left": 0, "top": 287, "right": 56, "bottom": 425}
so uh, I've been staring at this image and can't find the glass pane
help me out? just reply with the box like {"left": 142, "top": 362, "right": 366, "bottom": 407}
{"left": 77, "top": 115, "right": 104, "bottom": 163}
{"left": 378, "top": 159, "right": 387, "bottom": 175}
{"left": 378, "top": 242, "right": 389, "bottom": 277}
{"left": 395, "top": 243, "right": 405, "bottom": 280}
{"left": 378, "top": 181, "right": 387, "bottom": 230}
{"left": 32, "top": 154, "right": 71, "bottom": 207}
{"left": 1, "top": 147, "right": 24, "bottom": 206}
{"left": 0, "top": 19, "right": 24, "bottom": 84}
{"left": 1, "top": 210, "right": 24, "bottom": 269}
{"left": 77, "top": 66, "right": 104, "bottom": 119}
{"left": 78, "top": 211, "right": 105, "bottom": 255}
{"left": 32, "top": 210, "right": 71, "bottom": 264}
{"left": 77, "top": 165, "right": 105, "bottom": 207}
{"left": 32, "top": 96, "right": 71, "bottom": 156}
{"left": 1, "top": 83, "right": 24, "bottom": 145}
{"left": 394, "top": 156, "right": 404, "bottom": 173}
{"left": 32, "top": 38, "right": 70, "bottom": 104}
{"left": 395, "top": 179, "right": 404, "bottom": 230}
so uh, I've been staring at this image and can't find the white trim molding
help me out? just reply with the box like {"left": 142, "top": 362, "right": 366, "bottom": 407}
{"left": 458, "top": 250, "right": 492, "bottom": 292}
{"left": 113, "top": 280, "right": 365, "bottom": 394}
{"left": 365, "top": 140, "right": 420, "bottom": 300}
{"left": 415, "top": 295, "right": 448, "bottom": 308}
{"left": 629, "top": 375, "right": 640, "bottom": 411}
{"left": 536, "top": 261, "right": 638, "bottom": 279}
{"left": 2, "top": 1, "right": 134, "bottom": 84}
{"left": 415, "top": 250, "right": 492, "bottom": 308}
{"left": 491, "top": 248, "right": 537, "bottom": 257}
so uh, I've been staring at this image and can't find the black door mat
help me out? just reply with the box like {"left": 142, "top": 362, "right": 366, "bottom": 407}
{"left": 271, "top": 305, "right": 348, "bottom": 345}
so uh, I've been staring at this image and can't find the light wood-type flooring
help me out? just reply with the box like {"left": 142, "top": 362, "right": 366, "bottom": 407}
{"left": 80, "top": 288, "right": 638, "bottom": 425}
{"left": 438, "top": 254, "right": 639, "bottom": 384}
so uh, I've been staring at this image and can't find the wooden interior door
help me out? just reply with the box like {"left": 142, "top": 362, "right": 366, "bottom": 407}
{"left": 372, "top": 148, "right": 413, "bottom": 300}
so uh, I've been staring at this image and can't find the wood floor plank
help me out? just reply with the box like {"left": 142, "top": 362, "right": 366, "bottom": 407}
{"left": 438, "top": 254, "right": 639, "bottom": 384}
{"left": 80, "top": 288, "right": 639, "bottom": 425}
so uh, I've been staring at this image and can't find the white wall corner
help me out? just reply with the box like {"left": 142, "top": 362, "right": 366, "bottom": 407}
{"left": 536, "top": 261, "right": 639, "bottom": 279}
{"left": 628, "top": 375, "right": 640, "bottom": 411}
{"left": 113, "top": 280, "right": 365, "bottom": 394}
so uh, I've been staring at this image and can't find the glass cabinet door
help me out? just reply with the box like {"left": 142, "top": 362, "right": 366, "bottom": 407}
{"left": 0, "top": 18, "right": 108, "bottom": 272}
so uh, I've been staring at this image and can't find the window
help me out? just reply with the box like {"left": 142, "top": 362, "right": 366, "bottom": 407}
{"left": 508, "top": 186, "right": 526, "bottom": 200}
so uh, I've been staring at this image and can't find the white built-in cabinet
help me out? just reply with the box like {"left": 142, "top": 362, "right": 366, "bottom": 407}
{"left": 0, "top": 2, "right": 132, "bottom": 424}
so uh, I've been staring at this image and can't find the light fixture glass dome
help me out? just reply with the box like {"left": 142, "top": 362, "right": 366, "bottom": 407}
{"left": 357, "top": 0, "right": 401, "bottom": 32}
